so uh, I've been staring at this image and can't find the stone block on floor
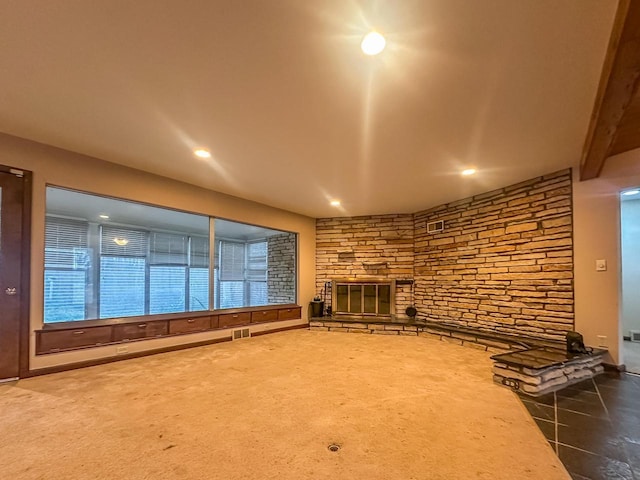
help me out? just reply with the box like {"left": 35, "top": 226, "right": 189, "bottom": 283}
{"left": 491, "top": 347, "right": 607, "bottom": 396}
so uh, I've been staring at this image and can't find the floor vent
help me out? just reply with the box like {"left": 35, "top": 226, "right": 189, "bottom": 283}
{"left": 630, "top": 330, "right": 640, "bottom": 343}
{"left": 232, "top": 328, "right": 251, "bottom": 340}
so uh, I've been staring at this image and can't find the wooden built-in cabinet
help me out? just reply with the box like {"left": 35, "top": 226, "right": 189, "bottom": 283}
{"left": 169, "top": 316, "right": 213, "bottom": 335}
{"left": 251, "top": 309, "right": 279, "bottom": 323}
{"left": 37, "top": 326, "right": 113, "bottom": 353}
{"left": 113, "top": 321, "right": 168, "bottom": 342}
{"left": 35, "top": 305, "right": 302, "bottom": 355}
{"left": 219, "top": 312, "right": 252, "bottom": 328}
{"left": 278, "top": 307, "right": 301, "bottom": 320}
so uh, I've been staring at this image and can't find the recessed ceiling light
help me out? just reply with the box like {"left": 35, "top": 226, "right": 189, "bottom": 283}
{"left": 193, "top": 148, "right": 211, "bottom": 159}
{"left": 622, "top": 189, "right": 640, "bottom": 196}
{"left": 461, "top": 168, "right": 476, "bottom": 176}
{"left": 361, "top": 32, "right": 386, "bottom": 56}
{"left": 330, "top": 200, "right": 341, "bottom": 207}
{"left": 99, "top": 214, "right": 109, "bottom": 219}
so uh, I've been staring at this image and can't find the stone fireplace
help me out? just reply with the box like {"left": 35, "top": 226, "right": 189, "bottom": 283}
{"left": 331, "top": 279, "right": 396, "bottom": 317}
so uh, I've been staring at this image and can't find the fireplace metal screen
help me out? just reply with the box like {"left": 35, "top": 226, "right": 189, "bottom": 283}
{"left": 331, "top": 280, "right": 395, "bottom": 316}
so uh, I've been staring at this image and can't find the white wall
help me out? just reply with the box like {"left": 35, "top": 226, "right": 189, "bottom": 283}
{"left": 0, "top": 133, "right": 316, "bottom": 371}
{"left": 621, "top": 198, "right": 640, "bottom": 337}
{"left": 574, "top": 148, "right": 640, "bottom": 366}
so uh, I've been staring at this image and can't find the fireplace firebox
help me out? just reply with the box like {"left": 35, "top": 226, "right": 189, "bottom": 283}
{"left": 331, "top": 279, "right": 396, "bottom": 316}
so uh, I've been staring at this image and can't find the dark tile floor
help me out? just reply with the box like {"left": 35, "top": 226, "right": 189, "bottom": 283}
{"left": 518, "top": 372, "right": 640, "bottom": 480}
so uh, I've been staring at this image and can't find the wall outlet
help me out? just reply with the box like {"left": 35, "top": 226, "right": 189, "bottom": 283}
{"left": 115, "top": 345, "right": 128, "bottom": 355}
{"left": 597, "top": 335, "right": 608, "bottom": 348}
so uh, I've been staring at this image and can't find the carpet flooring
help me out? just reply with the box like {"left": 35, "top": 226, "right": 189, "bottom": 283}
{"left": 0, "top": 330, "right": 569, "bottom": 479}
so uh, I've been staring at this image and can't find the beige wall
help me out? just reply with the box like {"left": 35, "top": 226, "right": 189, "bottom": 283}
{"left": 573, "top": 149, "right": 640, "bottom": 366}
{"left": 6, "top": 127, "right": 639, "bottom": 370}
{"left": 0, "top": 133, "right": 316, "bottom": 370}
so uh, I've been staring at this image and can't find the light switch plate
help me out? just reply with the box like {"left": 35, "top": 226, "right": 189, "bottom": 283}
{"left": 596, "top": 259, "right": 607, "bottom": 272}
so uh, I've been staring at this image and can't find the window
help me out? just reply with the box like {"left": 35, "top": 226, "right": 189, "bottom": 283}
{"left": 43, "top": 187, "right": 297, "bottom": 324}
{"left": 44, "top": 187, "right": 210, "bottom": 323}
{"left": 100, "top": 226, "right": 148, "bottom": 318}
{"left": 218, "top": 240, "right": 245, "bottom": 308}
{"left": 44, "top": 218, "right": 90, "bottom": 322}
{"left": 189, "top": 236, "right": 210, "bottom": 311}
{"left": 213, "top": 219, "right": 296, "bottom": 309}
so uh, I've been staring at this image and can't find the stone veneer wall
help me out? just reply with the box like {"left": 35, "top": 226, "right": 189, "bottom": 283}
{"left": 414, "top": 169, "right": 573, "bottom": 341}
{"left": 267, "top": 233, "right": 296, "bottom": 304}
{"left": 315, "top": 215, "right": 414, "bottom": 315}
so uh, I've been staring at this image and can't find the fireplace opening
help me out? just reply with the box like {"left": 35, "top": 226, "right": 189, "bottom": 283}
{"left": 332, "top": 280, "right": 395, "bottom": 316}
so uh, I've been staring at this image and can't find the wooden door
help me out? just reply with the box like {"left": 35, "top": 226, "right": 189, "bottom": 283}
{"left": 0, "top": 167, "right": 28, "bottom": 380}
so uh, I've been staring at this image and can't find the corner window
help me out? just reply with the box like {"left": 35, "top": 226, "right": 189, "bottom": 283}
{"left": 43, "top": 187, "right": 298, "bottom": 324}
{"left": 213, "top": 219, "right": 296, "bottom": 309}
{"left": 44, "top": 187, "right": 210, "bottom": 323}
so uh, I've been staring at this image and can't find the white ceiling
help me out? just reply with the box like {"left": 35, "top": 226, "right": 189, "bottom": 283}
{"left": 0, "top": 1, "right": 618, "bottom": 218}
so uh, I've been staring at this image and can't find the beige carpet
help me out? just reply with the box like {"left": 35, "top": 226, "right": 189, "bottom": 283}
{"left": 0, "top": 330, "right": 568, "bottom": 480}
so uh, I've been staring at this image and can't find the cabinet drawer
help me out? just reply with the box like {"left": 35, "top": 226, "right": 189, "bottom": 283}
{"left": 37, "top": 326, "right": 113, "bottom": 353}
{"left": 278, "top": 307, "right": 301, "bottom": 320}
{"left": 251, "top": 310, "right": 279, "bottom": 323}
{"left": 219, "top": 312, "right": 251, "bottom": 328}
{"left": 169, "top": 317, "right": 211, "bottom": 335}
{"left": 113, "top": 321, "right": 168, "bottom": 342}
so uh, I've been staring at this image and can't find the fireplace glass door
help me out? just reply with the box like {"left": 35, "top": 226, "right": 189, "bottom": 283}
{"left": 334, "top": 282, "right": 393, "bottom": 316}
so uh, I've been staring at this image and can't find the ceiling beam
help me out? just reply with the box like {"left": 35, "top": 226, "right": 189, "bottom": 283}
{"left": 580, "top": 0, "right": 640, "bottom": 180}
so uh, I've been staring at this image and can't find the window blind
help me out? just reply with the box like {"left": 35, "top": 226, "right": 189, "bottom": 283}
{"left": 190, "top": 236, "right": 210, "bottom": 267}
{"left": 149, "top": 266, "right": 186, "bottom": 314}
{"left": 246, "top": 240, "right": 267, "bottom": 281}
{"left": 219, "top": 241, "right": 245, "bottom": 281}
{"left": 189, "top": 267, "right": 209, "bottom": 311}
{"left": 101, "top": 226, "right": 148, "bottom": 256}
{"left": 150, "top": 232, "right": 188, "bottom": 265}
{"left": 44, "top": 217, "right": 89, "bottom": 268}
{"left": 99, "top": 256, "right": 146, "bottom": 318}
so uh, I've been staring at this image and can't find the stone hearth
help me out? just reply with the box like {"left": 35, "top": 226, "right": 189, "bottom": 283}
{"left": 491, "top": 347, "right": 606, "bottom": 396}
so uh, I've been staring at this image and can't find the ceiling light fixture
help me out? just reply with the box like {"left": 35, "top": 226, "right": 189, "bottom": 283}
{"left": 461, "top": 168, "right": 477, "bottom": 176}
{"left": 113, "top": 237, "right": 129, "bottom": 246}
{"left": 99, "top": 214, "right": 109, "bottom": 219}
{"left": 621, "top": 189, "right": 640, "bottom": 196}
{"left": 330, "top": 200, "right": 341, "bottom": 207}
{"left": 193, "top": 148, "right": 211, "bottom": 159}
{"left": 361, "top": 31, "right": 386, "bottom": 56}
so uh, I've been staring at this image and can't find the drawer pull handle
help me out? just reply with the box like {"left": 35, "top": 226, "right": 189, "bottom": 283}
{"left": 232, "top": 314, "right": 239, "bottom": 318}
{"left": 187, "top": 319, "right": 195, "bottom": 323}
{"left": 262, "top": 312, "right": 267, "bottom": 315}
{"left": 73, "top": 330, "right": 84, "bottom": 335}
{"left": 138, "top": 324, "right": 147, "bottom": 328}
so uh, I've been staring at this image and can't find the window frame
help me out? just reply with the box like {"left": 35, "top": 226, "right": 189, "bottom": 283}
{"left": 42, "top": 186, "right": 299, "bottom": 328}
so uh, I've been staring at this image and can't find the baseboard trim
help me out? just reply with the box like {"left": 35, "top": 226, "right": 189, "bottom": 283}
{"left": 24, "top": 336, "right": 233, "bottom": 378}
{"left": 24, "top": 322, "right": 310, "bottom": 378}
{"left": 251, "top": 323, "right": 308, "bottom": 337}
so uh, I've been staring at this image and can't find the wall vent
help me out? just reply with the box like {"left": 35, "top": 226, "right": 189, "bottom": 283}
{"left": 630, "top": 330, "right": 640, "bottom": 343}
{"left": 426, "top": 220, "right": 444, "bottom": 234}
{"left": 232, "top": 328, "right": 251, "bottom": 340}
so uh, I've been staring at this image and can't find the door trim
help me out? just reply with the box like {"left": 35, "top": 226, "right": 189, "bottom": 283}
{"left": 0, "top": 165, "right": 32, "bottom": 378}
